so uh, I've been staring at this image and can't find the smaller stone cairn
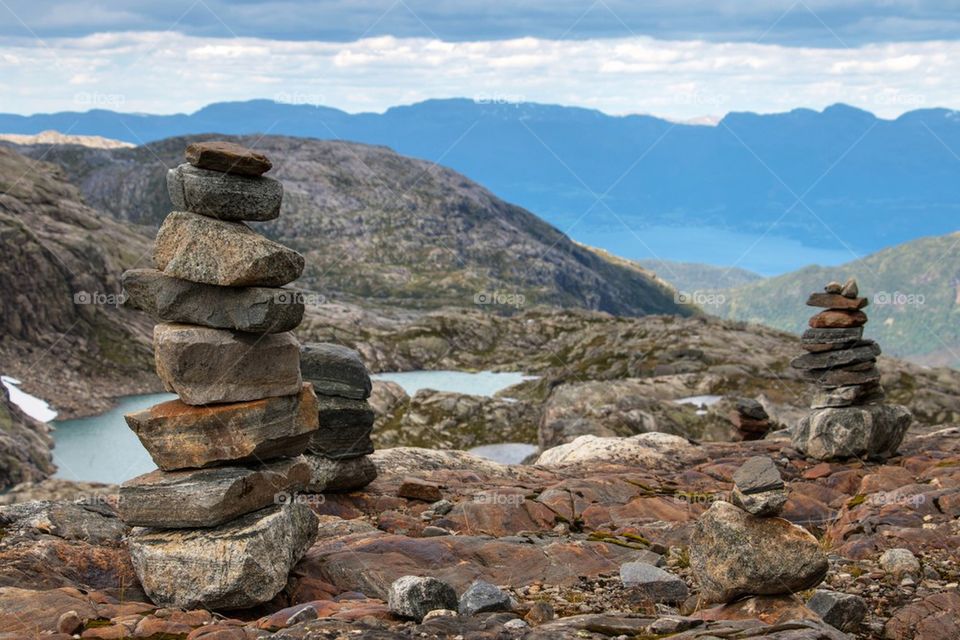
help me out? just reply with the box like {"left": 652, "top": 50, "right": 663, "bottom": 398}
{"left": 790, "top": 278, "right": 912, "bottom": 461}
{"left": 117, "top": 141, "right": 363, "bottom": 611}
{"left": 728, "top": 397, "right": 772, "bottom": 440}
{"left": 691, "top": 456, "right": 827, "bottom": 604}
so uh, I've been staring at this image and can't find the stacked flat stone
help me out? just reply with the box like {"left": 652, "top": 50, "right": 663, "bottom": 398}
{"left": 728, "top": 398, "right": 772, "bottom": 441}
{"left": 300, "top": 342, "right": 378, "bottom": 492}
{"left": 790, "top": 278, "right": 912, "bottom": 461}
{"left": 118, "top": 141, "right": 319, "bottom": 610}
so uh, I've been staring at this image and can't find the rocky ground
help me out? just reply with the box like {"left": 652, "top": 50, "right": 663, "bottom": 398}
{"left": 2, "top": 427, "right": 958, "bottom": 639}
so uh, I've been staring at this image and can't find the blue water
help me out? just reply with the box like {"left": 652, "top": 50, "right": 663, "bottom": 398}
{"left": 51, "top": 371, "right": 535, "bottom": 483}
{"left": 52, "top": 393, "right": 176, "bottom": 484}
{"left": 371, "top": 370, "right": 536, "bottom": 397}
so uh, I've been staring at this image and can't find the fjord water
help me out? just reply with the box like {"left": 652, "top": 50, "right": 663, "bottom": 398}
{"left": 51, "top": 371, "right": 535, "bottom": 483}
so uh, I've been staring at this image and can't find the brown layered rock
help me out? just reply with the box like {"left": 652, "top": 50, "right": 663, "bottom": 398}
{"left": 154, "top": 211, "right": 304, "bottom": 287}
{"left": 809, "top": 309, "right": 867, "bottom": 328}
{"left": 186, "top": 140, "right": 273, "bottom": 176}
{"left": 119, "top": 457, "right": 311, "bottom": 528}
{"left": 128, "top": 503, "right": 318, "bottom": 610}
{"left": 123, "top": 268, "right": 303, "bottom": 333}
{"left": 125, "top": 383, "right": 318, "bottom": 470}
{"left": 806, "top": 292, "right": 868, "bottom": 310}
{"left": 153, "top": 323, "right": 302, "bottom": 405}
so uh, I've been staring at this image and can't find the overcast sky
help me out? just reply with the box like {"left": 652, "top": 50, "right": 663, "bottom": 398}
{"left": 1, "top": 0, "right": 957, "bottom": 117}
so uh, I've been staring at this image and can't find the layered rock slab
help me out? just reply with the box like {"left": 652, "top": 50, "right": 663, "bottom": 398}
{"left": 128, "top": 503, "right": 318, "bottom": 610}
{"left": 167, "top": 163, "right": 282, "bottom": 221}
{"left": 153, "top": 323, "right": 302, "bottom": 405}
{"left": 154, "top": 211, "right": 304, "bottom": 287}
{"left": 690, "top": 501, "right": 827, "bottom": 604}
{"left": 125, "top": 383, "right": 318, "bottom": 470}
{"left": 304, "top": 454, "right": 377, "bottom": 492}
{"left": 308, "top": 395, "right": 375, "bottom": 460}
{"left": 119, "top": 457, "right": 311, "bottom": 528}
{"left": 300, "top": 343, "right": 373, "bottom": 400}
{"left": 123, "top": 268, "right": 303, "bottom": 333}
{"left": 185, "top": 140, "right": 273, "bottom": 176}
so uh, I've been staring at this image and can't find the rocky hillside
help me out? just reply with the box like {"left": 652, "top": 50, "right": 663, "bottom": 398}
{"left": 20, "top": 135, "right": 687, "bottom": 317}
{"left": 637, "top": 258, "right": 764, "bottom": 293}
{"left": 0, "top": 384, "right": 54, "bottom": 489}
{"left": 714, "top": 233, "right": 960, "bottom": 367}
{"left": 0, "top": 145, "right": 160, "bottom": 418}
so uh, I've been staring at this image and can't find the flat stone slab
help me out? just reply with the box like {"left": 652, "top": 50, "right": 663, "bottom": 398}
{"left": 811, "top": 382, "right": 885, "bottom": 408}
{"left": 167, "top": 163, "right": 282, "bottom": 221}
{"left": 801, "top": 327, "right": 864, "bottom": 349}
{"left": 300, "top": 343, "right": 372, "bottom": 400}
{"left": 308, "top": 395, "right": 375, "bottom": 459}
{"left": 793, "top": 404, "right": 912, "bottom": 460}
{"left": 154, "top": 211, "right": 304, "bottom": 287}
{"left": 809, "top": 309, "right": 867, "bottom": 329}
{"left": 732, "top": 456, "right": 783, "bottom": 494}
{"left": 119, "top": 457, "right": 310, "bottom": 528}
{"left": 801, "top": 364, "right": 881, "bottom": 388}
{"left": 186, "top": 140, "right": 272, "bottom": 176}
{"left": 123, "top": 268, "right": 303, "bottom": 333}
{"left": 790, "top": 342, "right": 880, "bottom": 371}
{"left": 128, "top": 503, "right": 318, "bottom": 610}
{"left": 126, "top": 383, "right": 318, "bottom": 470}
{"left": 154, "top": 323, "right": 302, "bottom": 405}
{"left": 806, "top": 292, "right": 868, "bottom": 310}
{"left": 304, "top": 454, "right": 377, "bottom": 493}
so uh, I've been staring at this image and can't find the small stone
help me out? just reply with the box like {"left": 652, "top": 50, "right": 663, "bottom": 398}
{"left": 57, "top": 610, "right": 83, "bottom": 635}
{"left": 123, "top": 268, "right": 303, "bottom": 333}
{"left": 308, "top": 395, "right": 375, "bottom": 459}
{"left": 285, "top": 604, "right": 318, "bottom": 626}
{"left": 811, "top": 383, "right": 885, "bottom": 409}
{"left": 732, "top": 456, "right": 783, "bottom": 494}
{"left": 824, "top": 281, "right": 843, "bottom": 294}
{"left": 809, "top": 309, "right": 868, "bottom": 328}
{"left": 167, "top": 163, "right": 282, "bottom": 220}
{"left": 841, "top": 278, "right": 859, "bottom": 298}
{"left": 879, "top": 548, "right": 921, "bottom": 578}
{"left": 619, "top": 562, "right": 689, "bottom": 604}
{"left": 790, "top": 342, "right": 880, "bottom": 371}
{"left": 793, "top": 404, "right": 912, "bottom": 461}
{"left": 422, "top": 526, "right": 450, "bottom": 537}
{"left": 118, "top": 457, "right": 310, "bottom": 528}
{"left": 186, "top": 140, "right": 272, "bottom": 176}
{"left": 304, "top": 454, "right": 377, "bottom": 493}
{"left": 458, "top": 580, "right": 513, "bottom": 616}
{"left": 300, "top": 343, "right": 372, "bottom": 400}
{"left": 807, "top": 292, "right": 868, "bottom": 310}
{"left": 524, "top": 602, "right": 555, "bottom": 625}
{"left": 807, "top": 590, "right": 867, "bottom": 632}
{"left": 801, "top": 327, "right": 864, "bottom": 347}
{"left": 398, "top": 477, "right": 443, "bottom": 502}
{"left": 431, "top": 499, "right": 455, "bottom": 515}
{"left": 154, "top": 323, "right": 302, "bottom": 405}
{"left": 690, "top": 501, "right": 827, "bottom": 604}
{"left": 422, "top": 609, "right": 458, "bottom": 622}
{"left": 734, "top": 398, "right": 768, "bottom": 421}
{"left": 387, "top": 576, "right": 458, "bottom": 622}
{"left": 126, "top": 383, "right": 318, "bottom": 470}
{"left": 128, "top": 503, "right": 318, "bottom": 610}
{"left": 154, "top": 211, "right": 304, "bottom": 287}
{"left": 731, "top": 486, "right": 788, "bottom": 517}
{"left": 503, "top": 618, "right": 528, "bottom": 630}
{"left": 647, "top": 616, "right": 702, "bottom": 635}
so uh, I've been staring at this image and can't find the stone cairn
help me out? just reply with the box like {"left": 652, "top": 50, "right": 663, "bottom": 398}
{"left": 790, "top": 278, "right": 912, "bottom": 461}
{"left": 117, "top": 141, "right": 376, "bottom": 610}
{"left": 691, "top": 456, "right": 827, "bottom": 604}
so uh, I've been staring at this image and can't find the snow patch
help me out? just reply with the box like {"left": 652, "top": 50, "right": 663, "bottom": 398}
{"left": 1, "top": 375, "right": 58, "bottom": 422}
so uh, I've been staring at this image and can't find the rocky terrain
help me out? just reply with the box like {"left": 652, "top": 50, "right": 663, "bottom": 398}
{"left": 0, "top": 145, "right": 159, "bottom": 419}
{"left": 1, "top": 428, "right": 958, "bottom": 639}
{"left": 17, "top": 135, "right": 685, "bottom": 317}
{"left": 0, "top": 384, "right": 54, "bottom": 489}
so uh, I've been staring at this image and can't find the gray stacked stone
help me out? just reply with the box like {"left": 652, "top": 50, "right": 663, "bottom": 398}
{"left": 300, "top": 342, "right": 379, "bottom": 492}
{"left": 790, "top": 278, "right": 912, "bottom": 460}
{"left": 117, "top": 141, "right": 320, "bottom": 610}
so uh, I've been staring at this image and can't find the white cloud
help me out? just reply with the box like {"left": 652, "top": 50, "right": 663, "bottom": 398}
{"left": 1, "top": 31, "right": 958, "bottom": 118}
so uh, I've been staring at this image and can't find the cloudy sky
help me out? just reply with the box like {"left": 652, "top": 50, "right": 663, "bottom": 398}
{"left": 1, "top": 0, "right": 957, "bottom": 117}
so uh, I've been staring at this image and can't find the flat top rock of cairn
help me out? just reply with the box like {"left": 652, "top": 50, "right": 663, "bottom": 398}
{"left": 186, "top": 140, "right": 272, "bottom": 176}
{"left": 790, "top": 278, "right": 912, "bottom": 460}
{"left": 731, "top": 455, "right": 787, "bottom": 517}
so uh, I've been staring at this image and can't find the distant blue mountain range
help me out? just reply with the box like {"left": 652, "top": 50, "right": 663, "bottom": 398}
{"left": 3, "top": 99, "right": 958, "bottom": 274}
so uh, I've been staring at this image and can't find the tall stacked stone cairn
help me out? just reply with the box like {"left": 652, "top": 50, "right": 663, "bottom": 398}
{"left": 118, "top": 141, "right": 322, "bottom": 610}
{"left": 790, "top": 278, "right": 912, "bottom": 461}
